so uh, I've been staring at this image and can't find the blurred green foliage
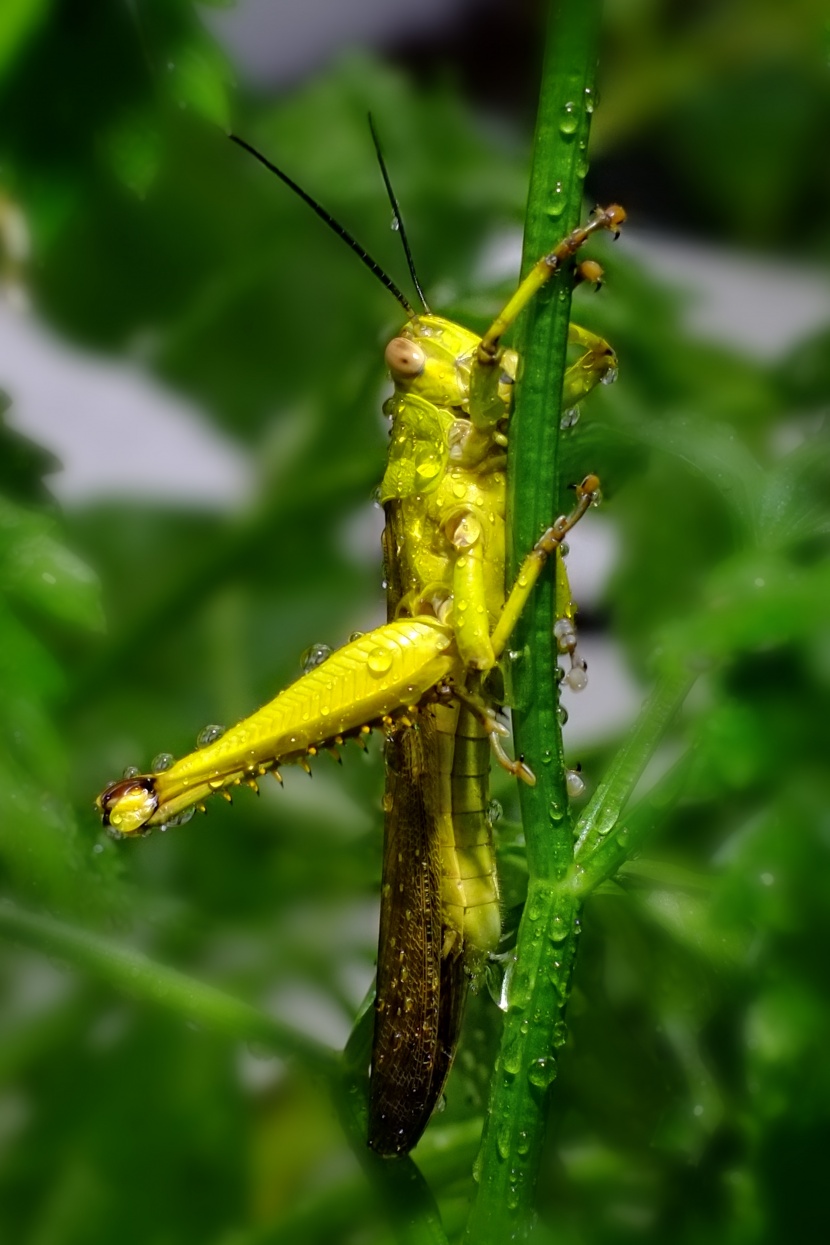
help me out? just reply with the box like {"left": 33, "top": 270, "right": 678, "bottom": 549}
{"left": 0, "top": 1, "right": 828, "bottom": 1242}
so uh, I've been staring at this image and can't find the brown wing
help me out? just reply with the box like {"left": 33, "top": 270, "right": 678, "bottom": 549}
{"left": 368, "top": 708, "right": 467, "bottom": 1156}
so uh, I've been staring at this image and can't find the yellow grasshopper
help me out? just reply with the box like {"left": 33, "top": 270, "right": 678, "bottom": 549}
{"left": 97, "top": 131, "right": 624, "bottom": 1156}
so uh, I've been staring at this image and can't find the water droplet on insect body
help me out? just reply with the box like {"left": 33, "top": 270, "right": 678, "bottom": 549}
{"left": 486, "top": 798, "right": 503, "bottom": 827}
{"left": 122, "top": 765, "right": 141, "bottom": 779}
{"left": 151, "top": 752, "right": 174, "bottom": 773}
{"left": 601, "top": 365, "right": 618, "bottom": 386}
{"left": 565, "top": 664, "right": 588, "bottom": 692}
{"left": 566, "top": 768, "right": 585, "bottom": 799}
{"left": 197, "top": 724, "right": 225, "bottom": 748}
{"left": 301, "top": 642, "right": 332, "bottom": 672}
{"left": 560, "top": 407, "right": 580, "bottom": 430}
{"left": 159, "top": 807, "right": 195, "bottom": 831}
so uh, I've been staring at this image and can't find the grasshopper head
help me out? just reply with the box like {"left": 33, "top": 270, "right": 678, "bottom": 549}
{"left": 97, "top": 775, "right": 158, "bottom": 837}
{"left": 385, "top": 314, "right": 481, "bottom": 411}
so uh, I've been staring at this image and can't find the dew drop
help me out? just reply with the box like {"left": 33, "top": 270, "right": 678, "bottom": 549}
{"left": 122, "top": 765, "right": 141, "bottom": 779}
{"left": 600, "top": 365, "right": 618, "bottom": 386}
{"left": 159, "top": 807, "right": 195, "bottom": 831}
{"left": 547, "top": 180, "right": 565, "bottom": 218}
{"left": 486, "top": 798, "right": 503, "bottom": 827}
{"left": 565, "top": 665, "right": 588, "bottom": 692}
{"left": 560, "top": 101, "right": 579, "bottom": 136}
{"left": 151, "top": 752, "right": 174, "bottom": 773}
{"left": 301, "top": 642, "right": 332, "bottom": 672}
{"left": 197, "top": 724, "right": 225, "bottom": 749}
{"left": 560, "top": 406, "right": 580, "bottom": 430}
{"left": 566, "top": 768, "right": 585, "bottom": 799}
{"left": 528, "top": 1056, "right": 557, "bottom": 1089}
{"left": 501, "top": 1033, "right": 522, "bottom": 1076}
{"left": 367, "top": 646, "right": 393, "bottom": 676}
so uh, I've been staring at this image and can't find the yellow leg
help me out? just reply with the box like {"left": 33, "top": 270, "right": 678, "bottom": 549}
{"left": 563, "top": 323, "right": 618, "bottom": 408}
{"left": 476, "top": 206, "right": 625, "bottom": 363}
{"left": 489, "top": 474, "right": 600, "bottom": 661}
{"left": 467, "top": 206, "right": 624, "bottom": 434}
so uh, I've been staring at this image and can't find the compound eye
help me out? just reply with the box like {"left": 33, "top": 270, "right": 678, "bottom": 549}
{"left": 385, "top": 337, "right": 425, "bottom": 380}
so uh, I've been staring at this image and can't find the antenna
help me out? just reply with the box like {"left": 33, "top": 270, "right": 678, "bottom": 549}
{"left": 368, "top": 115, "right": 430, "bottom": 312}
{"left": 229, "top": 133, "right": 415, "bottom": 317}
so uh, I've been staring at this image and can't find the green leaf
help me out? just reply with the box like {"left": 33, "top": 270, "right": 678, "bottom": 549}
{"left": 633, "top": 886, "right": 750, "bottom": 968}
{"left": 102, "top": 109, "right": 162, "bottom": 198}
{"left": 0, "top": 496, "right": 104, "bottom": 633}
{"left": 165, "top": 41, "right": 232, "bottom": 130}
{"left": 0, "top": 597, "right": 64, "bottom": 702}
{"left": 657, "top": 553, "right": 830, "bottom": 669}
{"left": 0, "top": 0, "right": 51, "bottom": 82}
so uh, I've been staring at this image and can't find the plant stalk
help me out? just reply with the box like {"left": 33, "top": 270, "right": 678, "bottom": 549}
{"left": 464, "top": 1, "right": 604, "bottom": 1239}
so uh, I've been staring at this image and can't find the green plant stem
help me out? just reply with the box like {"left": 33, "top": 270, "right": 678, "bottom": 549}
{"left": 574, "top": 746, "right": 697, "bottom": 898}
{"left": 0, "top": 900, "right": 335, "bottom": 1076}
{"left": 465, "top": 1, "right": 603, "bottom": 1239}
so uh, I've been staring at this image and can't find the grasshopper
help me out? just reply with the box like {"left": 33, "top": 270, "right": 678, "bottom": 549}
{"left": 97, "top": 130, "right": 624, "bottom": 1156}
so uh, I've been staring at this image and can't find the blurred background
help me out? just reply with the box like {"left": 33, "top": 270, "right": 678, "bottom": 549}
{"left": 0, "top": 1, "right": 828, "bottom": 1242}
